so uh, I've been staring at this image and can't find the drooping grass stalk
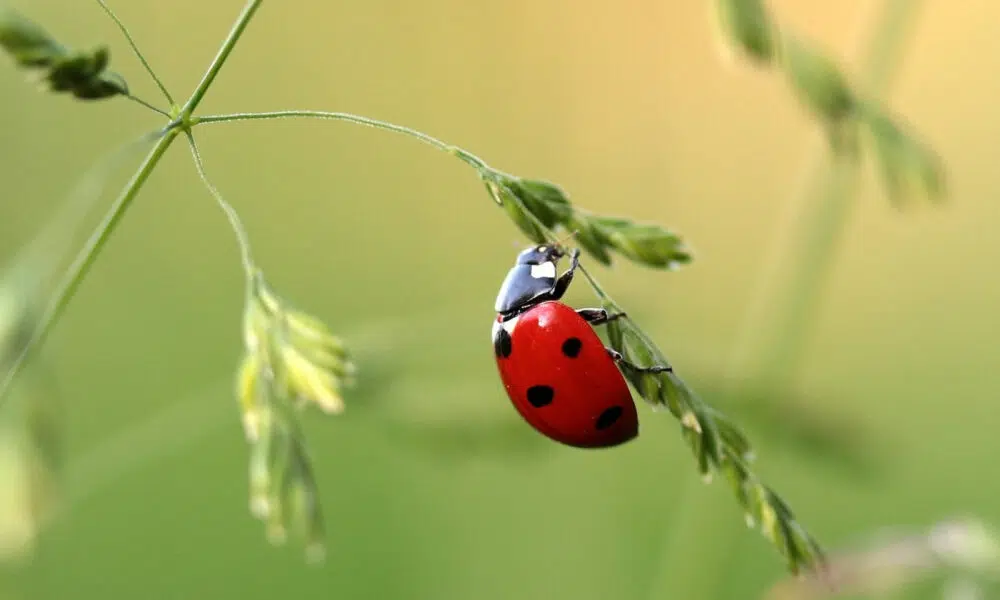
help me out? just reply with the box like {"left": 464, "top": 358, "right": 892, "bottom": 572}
{"left": 729, "top": 0, "right": 927, "bottom": 392}
{"left": 194, "top": 111, "right": 490, "bottom": 170}
{"left": 648, "top": 2, "right": 927, "bottom": 599}
{"left": 0, "top": 0, "right": 265, "bottom": 403}
{"left": 184, "top": 131, "right": 257, "bottom": 277}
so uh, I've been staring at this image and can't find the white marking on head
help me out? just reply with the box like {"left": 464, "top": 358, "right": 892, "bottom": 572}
{"left": 530, "top": 261, "right": 556, "bottom": 280}
{"left": 501, "top": 315, "right": 520, "bottom": 334}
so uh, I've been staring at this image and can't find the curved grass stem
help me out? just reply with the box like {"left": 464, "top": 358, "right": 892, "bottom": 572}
{"left": 496, "top": 189, "right": 822, "bottom": 573}
{"left": 93, "top": 0, "right": 175, "bottom": 105}
{"left": 185, "top": 132, "right": 257, "bottom": 277}
{"left": 193, "top": 111, "right": 490, "bottom": 170}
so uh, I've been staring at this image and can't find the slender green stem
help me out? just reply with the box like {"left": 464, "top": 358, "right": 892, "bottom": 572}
{"left": 577, "top": 264, "right": 619, "bottom": 309}
{"left": 185, "top": 131, "right": 257, "bottom": 276}
{"left": 181, "top": 0, "right": 263, "bottom": 117}
{"left": 8, "top": 129, "right": 164, "bottom": 277}
{"left": 1, "top": 0, "right": 271, "bottom": 404}
{"left": 640, "top": 475, "right": 724, "bottom": 599}
{"left": 0, "top": 128, "right": 181, "bottom": 400}
{"left": 858, "top": 0, "right": 925, "bottom": 96}
{"left": 727, "top": 0, "right": 926, "bottom": 391}
{"left": 193, "top": 111, "right": 489, "bottom": 170}
{"left": 125, "top": 93, "right": 170, "bottom": 117}
{"left": 659, "top": 2, "right": 927, "bottom": 600}
{"left": 734, "top": 155, "right": 859, "bottom": 390}
{"left": 93, "top": 0, "right": 175, "bottom": 105}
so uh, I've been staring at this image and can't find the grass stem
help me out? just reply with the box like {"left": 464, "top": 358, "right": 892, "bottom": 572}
{"left": 654, "top": 2, "right": 928, "bottom": 599}
{"left": 185, "top": 132, "right": 257, "bottom": 276}
{"left": 0, "top": 128, "right": 180, "bottom": 400}
{"left": 94, "top": 0, "right": 175, "bottom": 105}
{"left": 728, "top": 0, "right": 927, "bottom": 393}
{"left": 182, "top": 0, "right": 263, "bottom": 117}
{"left": 0, "top": 0, "right": 269, "bottom": 404}
{"left": 125, "top": 93, "right": 170, "bottom": 117}
{"left": 194, "top": 110, "right": 489, "bottom": 170}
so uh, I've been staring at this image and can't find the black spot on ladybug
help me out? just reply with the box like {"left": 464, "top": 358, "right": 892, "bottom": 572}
{"left": 526, "top": 385, "right": 554, "bottom": 407}
{"left": 595, "top": 406, "right": 623, "bottom": 430}
{"left": 561, "top": 337, "right": 582, "bottom": 358}
{"left": 494, "top": 327, "right": 512, "bottom": 358}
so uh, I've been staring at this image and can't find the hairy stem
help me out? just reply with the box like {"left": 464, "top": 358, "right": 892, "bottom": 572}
{"left": 185, "top": 131, "right": 257, "bottom": 276}
{"left": 94, "top": 0, "right": 175, "bottom": 105}
{"left": 125, "top": 93, "right": 170, "bottom": 117}
{"left": 181, "top": 0, "right": 263, "bottom": 117}
{"left": 194, "top": 111, "right": 489, "bottom": 170}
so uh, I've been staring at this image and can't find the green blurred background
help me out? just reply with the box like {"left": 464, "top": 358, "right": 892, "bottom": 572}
{"left": 2, "top": 0, "right": 999, "bottom": 598}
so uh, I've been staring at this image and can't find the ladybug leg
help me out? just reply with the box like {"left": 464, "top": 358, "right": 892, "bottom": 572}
{"left": 577, "top": 308, "right": 627, "bottom": 326}
{"left": 548, "top": 248, "right": 581, "bottom": 301}
{"left": 606, "top": 348, "right": 673, "bottom": 374}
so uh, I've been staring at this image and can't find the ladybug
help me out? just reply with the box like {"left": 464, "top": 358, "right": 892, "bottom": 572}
{"left": 492, "top": 244, "right": 672, "bottom": 448}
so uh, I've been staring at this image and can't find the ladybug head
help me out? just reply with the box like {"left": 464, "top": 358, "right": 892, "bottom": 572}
{"left": 514, "top": 244, "right": 565, "bottom": 266}
{"left": 495, "top": 244, "right": 568, "bottom": 316}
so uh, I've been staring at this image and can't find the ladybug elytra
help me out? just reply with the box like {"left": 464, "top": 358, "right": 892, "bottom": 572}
{"left": 492, "top": 244, "right": 672, "bottom": 448}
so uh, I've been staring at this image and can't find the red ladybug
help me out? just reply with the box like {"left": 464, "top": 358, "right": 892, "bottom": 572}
{"left": 492, "top": 244, "right": 672, "bottom": 448}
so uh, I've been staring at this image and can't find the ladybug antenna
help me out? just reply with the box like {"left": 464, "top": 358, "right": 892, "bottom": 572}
{"left": 552, "top": 230, "right": 580, "bottom": 253}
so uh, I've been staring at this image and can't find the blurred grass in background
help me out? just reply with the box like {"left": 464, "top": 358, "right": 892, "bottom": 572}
{"left": 1, "top": 0, "right": 999, "bottom": 598}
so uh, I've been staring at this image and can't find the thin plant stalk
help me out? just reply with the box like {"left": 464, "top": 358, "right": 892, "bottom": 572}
{"left": 194, "top": 111, "right": 490, "bottom": 169}
{"left": 0, "top": 128, "right": 180, "bottom": 398}
{"left": 180, "top": 0, "right": 262, "bottom": 117}
{"left": 0, "top": 0, "right": 265, "bottom": 404}
{"left": 5, "top": 129, "right": 162, "bottom": 277}
{"left": 733, "top": 154, "right": 859, "bottom": 391}
{"left": 93, "top": 0, "right": 175, "bottom": 105}
{"left": 646, "top": 2, "right": 926, "bottom": 599}
{"left": 184, "top": 131, "right": 257, "bottom": 276}
{"left": 728, "top": 0, "right": 927, "bottom": 392}
{"left": 124, "top": 94, "right": 170, "bottom": 117}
